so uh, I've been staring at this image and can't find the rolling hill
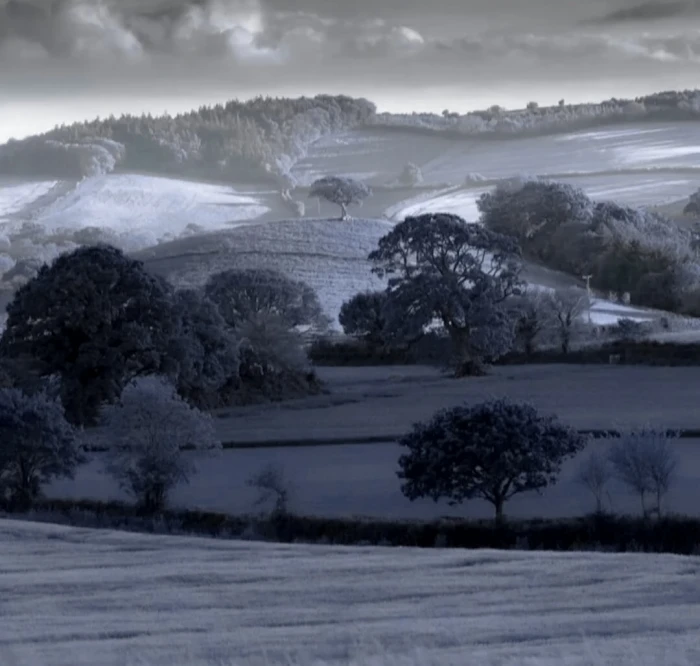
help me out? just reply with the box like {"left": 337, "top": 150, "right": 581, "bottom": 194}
{"left": 2, "top": 116, "right": 700, "bottom": 329}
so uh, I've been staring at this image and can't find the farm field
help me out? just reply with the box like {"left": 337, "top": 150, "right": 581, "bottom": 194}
{"left": 46, "top": 365, "right": 700, "bottom": 521}
{"left": 219, "top": 364, "right": 700, "bottom": 440}
{"left": 3, "top": 520, "right": 700, "bottom": 666}
{"left": 44, "top": 434, "right": 700, "bottom": 521}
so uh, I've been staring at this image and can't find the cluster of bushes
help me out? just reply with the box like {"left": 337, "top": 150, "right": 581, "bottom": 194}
{"left": 370, "top": 89, "right": 700, "bottom": 138}
{"left": 0, "top": 95, "right": 376, "bottom": 182}
{"left": 501, "top": 339, "right": 700, "bottom": 366}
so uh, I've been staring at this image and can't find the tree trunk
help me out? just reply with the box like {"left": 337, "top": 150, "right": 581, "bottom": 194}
{"left": 449, "top": 327, "right": 488, "bottom": 377}
{"left": 640, "top": 490, "right": 647, "bottom": 518}
{"left": 560, "top": 330, "right": 570, "bottom": 355}
{"left": 524, "top": 336, "right": 534, "bottom": 358}
{"left": 339, "top": 202, "right": 348, "bottom": 220}
{"left": 493, "top": 497, "right": 505, "bottom": 523}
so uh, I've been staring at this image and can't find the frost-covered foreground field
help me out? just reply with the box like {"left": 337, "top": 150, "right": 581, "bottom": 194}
{"left": 3, "top": 520, "right": 700, "bottom": 666}
{"left": 46, "top": 365, "right": 700, "bottom": 521}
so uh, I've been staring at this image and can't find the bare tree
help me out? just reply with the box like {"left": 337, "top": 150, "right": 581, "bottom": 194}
{"left": 101, "top": 375, "right": 220, "bottom": 514}
{"left": 246, "top": 463, "right": 291, "bottom": 517}
{"left": 576, "top": 447, "right": 612, "bottom": 514}
{"left": 607, "top": 428, "right": 679, "bottom": 517}
{"left": 508, "top": 290, "right": 553, "bottom": 357}
{"left": 544, "top": 287, "right": 589, "bottom": 354}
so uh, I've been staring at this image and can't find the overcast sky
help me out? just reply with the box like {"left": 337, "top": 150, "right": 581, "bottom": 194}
{"left": 1, "top": 0, "right": 700, "bottom": 142}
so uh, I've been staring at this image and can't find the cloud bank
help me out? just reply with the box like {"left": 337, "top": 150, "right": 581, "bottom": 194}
{"left": 1, "top": 0, "right": 700, "bottom": 140}
{"left": 587, "top": 0, "right": 700, "bottom": 25}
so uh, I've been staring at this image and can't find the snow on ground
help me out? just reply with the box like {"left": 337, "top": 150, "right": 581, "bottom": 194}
{"left": 137, "top": 218, "right": 393, "bottom": 326}
{"left": 0, "top": 179, "right": 57, "bottom": 218}
{"left": 26, "top": 174, "right": 270, "bottom": 244}
{"left": 387, "top": 187, "right": 489, "bottom": 222}
{"left": 3, "top": 520, "right": 700, "bottom": 666}
{"left": 47, "top": 365, "right": 700, "bottom": 521}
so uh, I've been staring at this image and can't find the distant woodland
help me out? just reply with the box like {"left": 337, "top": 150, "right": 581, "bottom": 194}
{"left": 1, "top": 89, "right": 700, "bottom": 184}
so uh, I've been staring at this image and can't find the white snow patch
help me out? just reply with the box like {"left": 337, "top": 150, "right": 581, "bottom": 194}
{"left": 31, "top": 174, "right": 269, "bottom": 244}
{"left": 0, "top": 180, "right": 57, "bottom": 218}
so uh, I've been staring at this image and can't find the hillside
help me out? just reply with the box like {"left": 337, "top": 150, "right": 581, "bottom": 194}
{"left": 134, "top": 218, "right": 392, "bottom": 325}
{"left": 2, "top": 519, "right": 700, "bottom": 666}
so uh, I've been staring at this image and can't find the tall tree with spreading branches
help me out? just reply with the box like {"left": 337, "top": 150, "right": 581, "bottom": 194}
{"left": 369, "top": 213, "right": 524, "bottom": 376}
{"left": 397, "top": 399, "right": 585, "bottom": 521}
{"left": 0, "top": 245, "right": 178, "bottom": 425}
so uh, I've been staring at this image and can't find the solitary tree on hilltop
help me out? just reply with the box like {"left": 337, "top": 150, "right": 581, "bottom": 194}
{"left": 370, "top": 213, "right": 523, "bottom": 376}
{"left": 309, "top": 176, "right": 371, "bottom": 220}
{"left": 397, "top": 399, "right": 585, "bottom": 522}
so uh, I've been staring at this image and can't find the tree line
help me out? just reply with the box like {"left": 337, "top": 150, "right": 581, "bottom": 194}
{"left": 0, "top": 95, "right": 377, "bottom": 182}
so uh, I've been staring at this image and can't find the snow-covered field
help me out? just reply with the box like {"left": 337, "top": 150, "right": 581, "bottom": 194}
{"left": 0, "top": 178, "right": 57, "bottom": 218}
{"left": 46, "top": 365, "right": 700, "bottom": 521}
{"left": 25, "top": 175, "right": 270, "bottom": 240}
{"left": 3, "top": 520, "right": 700, "bottom": 666}
{"left": 294, "top": 123, "right": 700, "bottom": 200}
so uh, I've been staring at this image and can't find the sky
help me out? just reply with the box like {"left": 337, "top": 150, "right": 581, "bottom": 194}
{"left": 1, "top": 0, "right": 700, "bottom": 142}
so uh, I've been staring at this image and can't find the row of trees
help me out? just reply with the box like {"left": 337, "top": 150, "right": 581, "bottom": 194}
{"left": 336, "top": 210, "right": 604, "bottom": 375}
{"left": 0, "top": 95, "right": 377, "bottom": 182}
{"left": 476, "top": 178, "right": 700, "bottom": 313}
{"left": 0, "top": 241, "right": 341, "bottom": 511}
{"left": 397, "top": 398, "right": 678, "bottom": 521}
{"left": 371, "top": 89, "right": 700, "bottom": 138}
{"left": 0, "top": 245, "right": 330, "bottom": 426}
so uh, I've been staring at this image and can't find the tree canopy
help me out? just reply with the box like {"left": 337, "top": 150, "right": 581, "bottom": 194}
{"left": 0, "top": 388, "right": 82, "bottom": 509}
{"left": 308, "top": 176, "right": 371, "bottom": 220}
{"left": 397, "top": 399, "right": 585, "bottom": 520}
{"left": 204, "top": 268, "right": 329, "bottom": 333}
{"left": 0, "top": 245, "right": 178, "bottom": 425}
{"left": 369, "top": 213, "right": 523, "bottom": 375}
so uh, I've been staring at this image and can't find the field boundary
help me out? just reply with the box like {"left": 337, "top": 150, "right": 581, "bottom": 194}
{"left": 81, "top": 428, "right": 700, "bottom": 453}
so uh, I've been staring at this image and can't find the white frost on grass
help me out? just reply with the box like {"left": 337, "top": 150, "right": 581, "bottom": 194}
{"left": 2, "top": 520, "right": 700, "bottom": 666}
{"left": 32, "top": 174, "right": 269, "bottom": 242}
{"left": 0, "top": 180, "right": 57, "bottom": 217}
{"left": 388, "top": 187, "right": 489, "bottom": 222}
{"left": 139, "top": 218, "right": 394, "bottom": 327}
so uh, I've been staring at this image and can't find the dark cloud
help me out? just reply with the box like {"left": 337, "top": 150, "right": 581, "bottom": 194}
{"left": 586, "top": 0, "right": 700, "bottom": 24}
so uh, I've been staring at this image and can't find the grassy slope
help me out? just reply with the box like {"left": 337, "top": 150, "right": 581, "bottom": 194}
{"left": 2, "top": 519, "right": 700, "bottom": 666}
{"left": 135, "top": 217, "right": 392, "bottom": 325}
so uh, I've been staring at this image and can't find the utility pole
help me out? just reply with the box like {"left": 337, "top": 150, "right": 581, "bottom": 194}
{"left": 582, "top": 274, "right": 593, "bottom": 324}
